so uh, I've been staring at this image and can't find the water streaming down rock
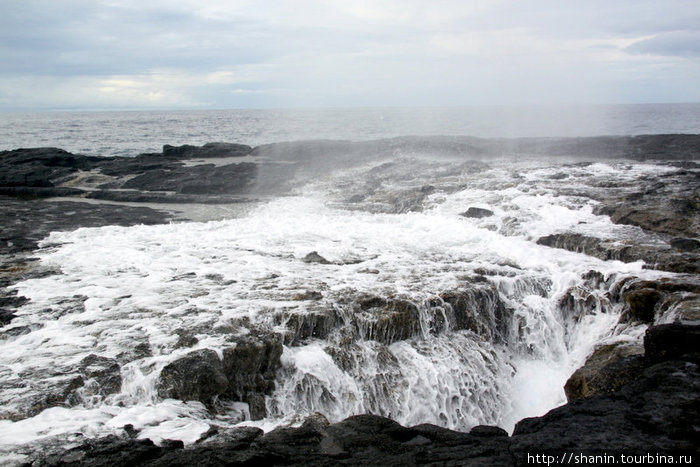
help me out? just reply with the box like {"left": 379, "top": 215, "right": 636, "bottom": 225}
{"left": 0, "top": 138, "right": 696, "bottom": 462}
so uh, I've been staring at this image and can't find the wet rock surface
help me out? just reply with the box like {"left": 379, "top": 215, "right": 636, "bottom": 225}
{"left": 618, "top": 277, "right": 700, "bottom": 324}
{"left": 536, "top": 232, "right": 699, "bottom": 274}
{"left": 460, "top": 206, "right": 494, "bottom": 218}
{"left": 25, "top": 324, "right": 699, "bottom": 466}
{"left": 156, "top": 349, "right": 228, "bottom": 406}
{"left": 221, "top": 334, "right": 284, "bottom": 420}
{"left": 564, "top": 343, "right": 645, "bottom": 401}
{"left": 79, "top": 354, "right": 123, "bottom": 398}
{"left": 0, "top": 196, "right": 172, "bottom": 255}
{"left": 0, "top": 142, "right": 256, "bottom": 203}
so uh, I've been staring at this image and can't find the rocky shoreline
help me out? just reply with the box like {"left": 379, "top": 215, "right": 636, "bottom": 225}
{"left": 26, "top": 323, "right": 699, "bottom": 466}
{"left": 0, "top": 135, "right": 698, "bottom": 465}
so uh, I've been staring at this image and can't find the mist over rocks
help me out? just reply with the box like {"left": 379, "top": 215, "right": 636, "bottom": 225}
{"left": 1, "top": 134, "right": 699, "bottom": 203}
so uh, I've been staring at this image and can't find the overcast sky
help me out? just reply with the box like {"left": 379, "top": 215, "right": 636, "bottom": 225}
{"left": 1, "top": 0, "right": 699, "bottom": 110}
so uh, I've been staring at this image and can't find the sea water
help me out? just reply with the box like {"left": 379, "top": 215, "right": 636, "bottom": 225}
{"left": 1, "top": 104, "right": 700, "bottom": 156}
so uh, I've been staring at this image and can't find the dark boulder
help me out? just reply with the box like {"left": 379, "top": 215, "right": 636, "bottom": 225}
{"left": 537, "top": 232, "right": 699, "bottom": 274}
{"left": 349, "top": 296, "right": 423, "bottom": 344}
{"left": 28, "top": 435, "right": 168, "bottom": 467}
{"left": 592, "top": 166, "right": 699, "bottom": 238}
{"left": 564, "top": 343, "right": 645, "bottom": 401}
{"left": 644, "top": 323, "right": 700, "bottom": 363}
{"left": 620, "top": 278, "right": 700, "bottom": 323}
{"left": 537, "top": 233, "right": 629, "bottom": 261}
{"left": 670, "top": 237, "right": 700, "bottom": 252}
{"left": 371, "top": 299, "right": 421, "bottom": 344}
{"left": 156, "top": 349, "right": 228, "bottom": 405}
{"left": 0, "top": 147, "right": 98, "bottom": 188}
{"left": 122, "top": 162, "right": 257, "bottom": 195}
{"left": 94, "top": 154, "right": 180, "bottom": 177}
{"left": 469, "top": 425, "right": 509, "bottom": 437}
{"left": 301, "top": 251, "right": 331, "bottom": 264}
{"left": 276, "top": 308, "right": 336, "bottom": 345}
{"left": 79, "top": 354, "right": 122, "bottom": 397}
{"left": 624, "top": 288, "right": 662, "bottom": 323}
{"left": 1, "top": 373, "right": 85, "bottom": 421}
{"left": 0, "top": 186, "right": 86, "bottom": 198}
{"left": 162, "top": 142, "right": 252, "bottom": 159}
{"left": 221, "top": 334, "right": 284, "bottom": 419}
{"left": 292, "top": 290, "right": 323, "bottom": 301}
{"left": 511, "top": 360, "right": 699, "bottom": 459}
{"left": 672, "top": 296, "right": 700, "bottom": 323}
{"left": 195, "top": 425, "right": 264, "bottom": 448}
{"left": 173, "top": 329, "right": 199, "bottom": 349}
{"left": 558, "top": 284, "right": 609, "bottom": 321}
{"left": 0, "top": 196, "right": 172, "bottom": 254}
{"left": 0, "top": 309, "right": 16, "bottom": 326}
{"left": 440, "top": 286, "right": 511, "bottom": 342}
{"left": 460, "top": 207, "right": 494, "bottom": 218}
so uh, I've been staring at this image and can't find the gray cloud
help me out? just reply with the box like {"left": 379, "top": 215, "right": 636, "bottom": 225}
{"left": 625, "top": 31, "right": 700, "bottom": 58}
{"left": 0, "top": 0, "right": 698, "bottom": 109}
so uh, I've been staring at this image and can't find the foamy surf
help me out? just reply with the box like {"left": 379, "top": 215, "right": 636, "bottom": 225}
{"left": 0, "top": 157, "right": 672, "bottom": 462}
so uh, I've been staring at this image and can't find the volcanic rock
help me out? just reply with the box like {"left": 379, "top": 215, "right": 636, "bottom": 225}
{"left": 301, "top": 251, "right": 331, "bottom": 264}
{"left": 440, "top": 286, "right": 511, "bottom": 342}
{"left": 564, "top": 343, "right": 645, "bottom": 401}
{"left": 162, "top": 142, "right": 252, "bottom": 159}
{"left": 156, "top": 349, "right": 228, "bottom": 405}
{"left": 79, "top": 354, "right": 122, "bottom": 397}
{"left": 221, "top": 334, "right": 284, "bottom": 419}
{"left": 624, "top": 288, "right": 662, "bottom": 323}
{"left": 644, "top": 323, "right": 700, "bottom": 363}
{"left": 670, "top": 237, "right": 700, "bottom": 252}
{"left": 460, "top": 207, "right": 494, "bottom": 218}
{"left": 276, "top": 308, "right": 336, "bottom": 345}
{"left": 0, "top": 147, "right": 97, "bottom": 187}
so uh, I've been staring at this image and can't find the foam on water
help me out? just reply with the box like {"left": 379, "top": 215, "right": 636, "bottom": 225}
{"left": 0, "top": 157, "right": 669, "bottom": 458}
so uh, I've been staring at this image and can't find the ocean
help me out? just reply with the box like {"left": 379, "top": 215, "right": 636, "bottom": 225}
{"left": 0, "top": 104, "right": 698, "bottom": 462}
{"left": 1, "top": 103, "right": 700, "bottom": 157}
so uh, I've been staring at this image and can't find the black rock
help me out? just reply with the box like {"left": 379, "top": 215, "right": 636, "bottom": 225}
{"left": 564, "top": 343, "right": 645, "bottom": 401}
{"left": 221, "top": 334, "right": 284, "bottom": 419}
{"left": 536, "top": 232, "right": 699, "bottom": 274}
{"left": 624, "top": 288, "right": 662, "bottom": 323}
{"left": 196, "top": 426, "right": 264, "bottom": 447}
{"left": 460, "top": 207, "right": 494, "bottom": 218}
{"left": 0, "top": 147, "right": 98, "bottom": 188}
{"left": 439, "top": 286, "right": 511, "bottom": 343}
{"left": 121, "top": 162, "right": 257, "bottom": 195}
{"left": 644, "top": 323, "right": 700, "bottom": 363}
{"left": 162, "top": 142, "right": 252, "bottom": 159}
{"left": 79, "top": 354, "right": 122, "bottom": 396}
{"left": 27, "top": 341, "right": 700, "bottom": 465}
{"left": 276, "top": 308, "right": 336, "bottom": 345}
{"left": 670, "top": 237, "right": 700, "bottom": 252}
{"left": 469, "top": 425, "right": 509, "bottom": 437}
{"left": 0, "top": 196, "right": 172, "bottom": 255}
{"left": 156, "top": 349, "right": 229, "bottom": 405}
{"left": 29, "top": 435, "right": 167, "bottom": 467}
{"left": 301, "top": 251, "right": 331, "bottom": 264}
{"left": 0, "top": 309, "right": 16, "bottom": 326}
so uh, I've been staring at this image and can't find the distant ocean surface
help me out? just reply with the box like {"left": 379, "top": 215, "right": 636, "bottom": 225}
{"left": 1, "top": 103, "right": 699, "bottom": 157}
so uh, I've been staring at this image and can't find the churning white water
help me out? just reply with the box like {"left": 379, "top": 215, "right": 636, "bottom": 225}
{"left": 0, "top": 153, "right": 671, "bottom": 460}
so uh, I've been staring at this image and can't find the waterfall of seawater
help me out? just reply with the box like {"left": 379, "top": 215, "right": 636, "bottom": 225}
{"left": 0, "top": 157, "right": 664, "bottom": 457}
